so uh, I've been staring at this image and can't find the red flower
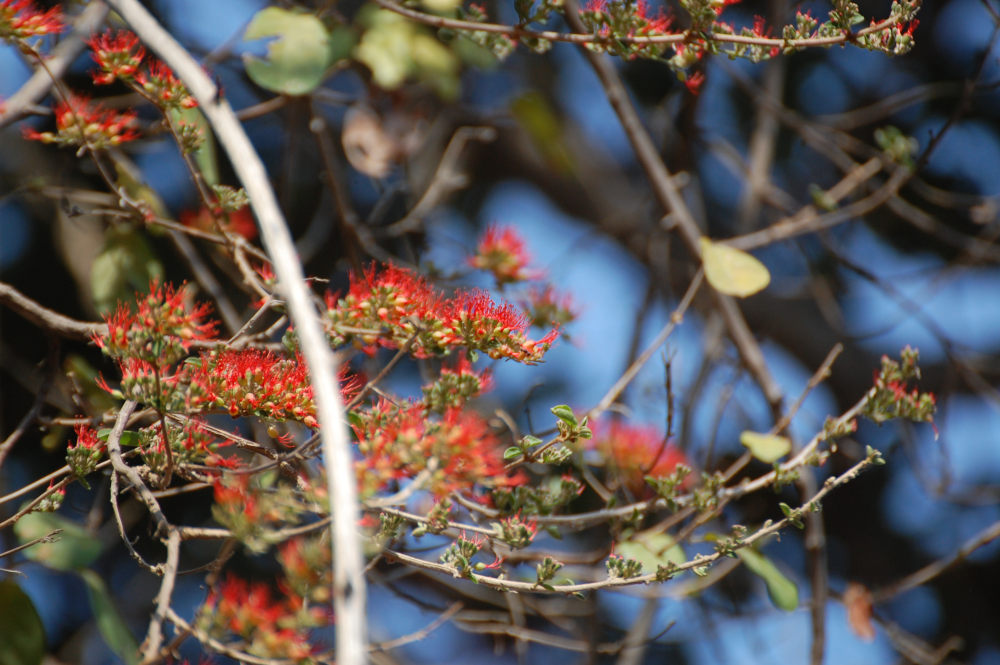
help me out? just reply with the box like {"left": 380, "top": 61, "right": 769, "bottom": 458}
{"left": 352, "top": 400, "right": 516, "bottom": 497}
{"left": 136, "top": 60, "right": 197, "bottom": 110}
{"left": 23, "top": 95, "right": 139, "bottom": 149}
{"left": 634, "top": 1, "right": 672, "bottom": 35}
{"left": 468, "top": 224, "right": 544, "bottom": 285}
{"left": 88, "top": 29, "right": 145, "bottom": 85}
{"left": 0, "top": 0, "right": 63, "bottom": 40}
{"left": 179, "top": 204, "right": 257, "bottom": 240}
{"left": 684, "top": 71, "right": 706, "bottom": 95}
{"left": 589, "top": 421, "right": 692, "bottom": 495}
{"left": 324, "top": 262, "right": 558, "bottom": 363}
{"left": 521, "top": 284, "right": 577, "bottom": 329}
{"left": 712, "top": 0, "right": 741, "bottom": 15}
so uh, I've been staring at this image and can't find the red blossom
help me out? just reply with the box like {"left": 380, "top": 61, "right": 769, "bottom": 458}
{"left": 353, "top": 400, "right": 516, "bottom": 497}
{"left": 468, "top": 225, "right": 544, "bottom": 285}
{"left": 324, "top": 262, "right": 557, "bottom": 363}
{"left": 0, "top": 0, "right": 63, "bottom": 40}
{"left": 589, "top": 421, "right": 692, "bottom": 496}
{"left": 88, "top": 29, "right": 145, "bottom": 85}
{"left": 71, "top": 424, "right": 102, "bottom": 451}
{"left": 634, "top": 0, "right": 672, "bottom": 35}
{"left": 179, "top": 204, "right": 257, "bottom": 240}
{"left": 522, "top": 284, "right": 577, "bottom": 329}
{"left": 204, "top": 574, "right": 318, "bottom": 660}
{"left": 23, "top": 95, "right": 140, "bottom": 149}
{"left": 684, "top": 71, "right": 705, "bottom": 95}
{"left": 137, "top": 60, "right": 197, "bottom": 109}
{"left": 712, "top": 0, "right": 741, "bottom": 15}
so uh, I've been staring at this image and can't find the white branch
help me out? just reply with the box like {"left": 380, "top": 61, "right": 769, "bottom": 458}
{"left": 101, "top": 2, "right": 367, "bottom": 662}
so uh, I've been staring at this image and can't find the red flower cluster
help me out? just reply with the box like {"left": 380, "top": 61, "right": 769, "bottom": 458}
{"left": 588, "top": 421, "right": 691, "bottom": 496}
{"left": 201, "top": 574, "right": 323, "bottom": 661}
{"left": 137, "top": 418, "right": 231, "bottom": 471}
{"left": 422, "top": 353, "right": 493, "bottom": 413}
{"left": 323, "top": 263, "right": 558, "bottom": 364}
{"left": 0, "top": 0, "right": 62, "bottom": 41}
{"left": 95, "top": 281, "right": 216, "bottom": 365}
{"left": 23, "top": 95, "right": 140, "bottom": 149}
{"left": 353, "top": 399, "right": 523, "bottom": 497}
{"left": 187, "top": 349, "right": 328, "bottom": 428}
{"left": 468, "top": 225, "right": 544, "bottom": 285}
{"left": 521, "top": 284, "right": 577, "bottom": 330}
{"left": 88, "top": 30, "right": 145, "bottom": 84}
{"left": 88, "top": 29, "right": 196, "bottom": 110}
{"left": 180, "top": 204, "right": 258, "bottom": 240}
{"left": 66, "top": 424, "right": 104, "bottom": 481}
{"left": 582, "top": 0, "right": 673, "bottom": 38}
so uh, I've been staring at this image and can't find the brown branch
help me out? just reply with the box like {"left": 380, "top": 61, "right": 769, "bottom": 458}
{"left": 0, "top": 281, "right": 105, "bottom": 340}
{"left": 872, "top": 518, "right": 1000, "bottom": 603}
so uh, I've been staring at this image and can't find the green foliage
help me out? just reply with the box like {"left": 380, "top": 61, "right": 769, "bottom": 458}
{"left": 243, "top": 7, "right": 336, "bottom": 95}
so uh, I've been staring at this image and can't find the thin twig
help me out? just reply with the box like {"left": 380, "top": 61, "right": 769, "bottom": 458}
{"left": 872, "top": 518, "right": 1000, "bottom": 603}
{"left": 371, "top": 0, "right": 902, "bottom": 49}
{"left": 141, "top": 528, "right": 181, "bottom": 662}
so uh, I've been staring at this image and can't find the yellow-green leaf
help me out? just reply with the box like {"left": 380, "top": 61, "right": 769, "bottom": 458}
{"left": 700, "top": 237, "right": 770, "bottom": 297}
{"left": 615, "top": 532, "right": 685, "bottom": 574}
{"left": 740, "top": 431, "right": 791, "bottom": 464}
{"left": 737, "top": 548, "right": 799, "bottom": 611}
{"left": 243, "top": 7, "right": 333, "bottom": 96}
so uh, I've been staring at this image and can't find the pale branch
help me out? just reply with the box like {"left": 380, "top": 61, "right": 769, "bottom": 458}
{"left": 101, "top": 6, "right": 368, "bottom": 664}
{"left": 141, "top": 528, "right": 182, "bottom": 662}
{"left": 371, "top": 0, "right": 904, "bottom": 49}
{"left": 385, "top": 451, "right": 880, "bottom": 595}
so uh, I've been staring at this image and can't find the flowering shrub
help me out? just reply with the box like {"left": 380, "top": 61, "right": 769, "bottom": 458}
{"left": 4, "top": 2, "right": 981, "bottom": 665}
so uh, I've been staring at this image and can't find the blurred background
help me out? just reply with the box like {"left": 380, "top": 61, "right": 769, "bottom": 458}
{"left": 2, "top": 0, "right": 1000, "bottom": 663}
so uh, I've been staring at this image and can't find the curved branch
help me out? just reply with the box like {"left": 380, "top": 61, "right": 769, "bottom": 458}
{"left": 101, "top": 4, "right": 368, "bottom": 663}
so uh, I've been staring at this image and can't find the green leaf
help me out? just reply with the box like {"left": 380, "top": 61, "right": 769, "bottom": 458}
{"left": 13, "top": 511, "right": 102, "bottom": 571}
{"left": 510, "top": 92, "right": 574, "bottom": 174}
{"left": 739, "top": 431, "right": 791, "bottom": 464}
{"left": 96, "top": 429, "right": 141, "bottom": 447}
{"left": 243, "top": 7, "right": 334, "bottom": 95}
{"left": 503, "top": 446, "right": 522, "bottom": 460}
{"left": 550, "top": 405, "right": 577, "bottom": 427}
{"left": 615, "top": 532, "right": 685, "bottom": 574}
{"left": 172, "top": 107, "right": 217, "bottom": 186}
{"left": 736, "top": 548, "right": 799, "bottom": 611}
{"left": 700, "top": 237, "right": 770, "bottom": 298}
{"left": 0, "top": 579, "right": 45, "bottom": 665}
{"left": 90, "top": 227, "right": 164, "bottom": 315}
{"left": 80, "top": 570, "right": 140, "bottom": 665}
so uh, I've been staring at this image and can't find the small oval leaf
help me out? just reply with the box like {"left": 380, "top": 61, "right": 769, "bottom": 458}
{"left": 243, "top": 7, "right": 333, "bottom": 96}
{"left": 700, "top": 237, "right": 770, "bottom": 297}
{"left": 740, "top": 431, "right": 791, "bottom": 464}
{"left": 0, "top": 579, "right": 45, "bottom": 665}
{"left": 550, "top": 405, "right": 577, "bottom": 426}
{"left": 615, "top": 533, "right": 685, "bottom": 574}
{"left": 737, "top": 548, "right": 799, "bottom": 611}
